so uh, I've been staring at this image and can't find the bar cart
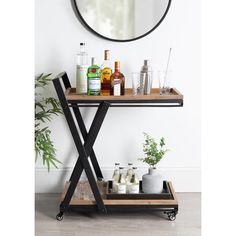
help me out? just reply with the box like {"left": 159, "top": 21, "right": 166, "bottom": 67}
{"left": 53, "top": 72, "right": 183, "bottom": 221}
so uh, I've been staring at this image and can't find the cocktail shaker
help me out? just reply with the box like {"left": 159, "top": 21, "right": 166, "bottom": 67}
{"left": 141, "top": 60, "right": 153, "bottom": 95}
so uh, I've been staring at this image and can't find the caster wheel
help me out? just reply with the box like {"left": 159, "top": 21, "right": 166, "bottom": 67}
{"left": 56, "top": 212, "right": 64, "bottom": 221}
{"left": 168, "top": 213, "right": 176, "bottom": 221}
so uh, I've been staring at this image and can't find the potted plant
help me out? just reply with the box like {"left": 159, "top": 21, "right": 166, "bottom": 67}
{"left": 35, "top": 73, "right": 62, "bottom": 171}
{"left": 139, "top": 132, "right": 169, "bottom": 193}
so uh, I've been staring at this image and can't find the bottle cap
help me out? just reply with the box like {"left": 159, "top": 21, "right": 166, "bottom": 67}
{"left": 115, "top": 61, "right": 120, "bottom": 70}
{"left": 80, "top": 43, "right": 85, "bottom": 46}
{"left": 132, "top": 167, "right": 137, "bottom": 169}
{"left": 91, "top": 57, "right": 95, "bottom": 65}
{"left": 128, "top": 163, "right": 133, "bottom": 166}
{"left": 119, "top": 167, "right": 124, "bottom": 169}
{"left": 104, "top": 50, "right": 110, "bottom": 60}
{"left": 115, "top": 163, "right": 120, "bottom": 166}
{"left": 144, "top": 60, "right": 149, "bottom": 66}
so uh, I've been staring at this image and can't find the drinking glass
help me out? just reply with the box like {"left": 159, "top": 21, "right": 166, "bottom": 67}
{"left": 158, "top": 70, "right": 172, "bottom": 95}
{"left": 132, "top": 72, "right": 145, "bottom": 95}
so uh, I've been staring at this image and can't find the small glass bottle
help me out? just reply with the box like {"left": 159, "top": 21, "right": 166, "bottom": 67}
{"left": 129, "top": 167, "right": 139, "bottom": 194}
{"left": 126, "top": 163, "right": 134, "bottom": 183}
{"left": 87, "top": 57, "right": 101, "bottom": 96}
{"left": 76, "top": 43, "right": 89, "bottom": 94}
{"left": 101, "top": 50, "right": 112, "bottom": 96}
{"left": 112, "top": 163, "right": 120, "bottom": 193}
{"left": 110, "top": 61, "right": 125, "bottom": 96}
{"left": 117, "top": 167, "right": 126, "bottom": 194}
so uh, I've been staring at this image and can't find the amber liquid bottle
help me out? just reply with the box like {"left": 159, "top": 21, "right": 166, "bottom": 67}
{"left": 110, "top": 61, "right": 125, "bottom": 96}
{"left": 101, "top": 50, "right": 112, "bottom": 96}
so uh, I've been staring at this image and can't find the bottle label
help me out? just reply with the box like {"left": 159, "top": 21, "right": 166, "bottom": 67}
{"left": 117, "top": 184, "right": 126, "bottom": 194}
{"left": 76, "top": 65, "right": 88, "bottom": 94}
{"left": 129, "top": 184, "right": 139, "bottom": 194}
{"left": 101, "top": 68, "right": 112, "bottom": 82}
{"left": 114, "top": 79, "right": 121, "bottom": 96}
{"left": 88, "top": 78, "right": 101, "bottom": 95}
{"left": 88, "top": 80, "right": 100, "bottom": 90}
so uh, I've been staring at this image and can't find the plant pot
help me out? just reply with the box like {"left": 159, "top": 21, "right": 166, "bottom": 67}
{"left": 142, "top": 167, "right": 163, "bottom": 193}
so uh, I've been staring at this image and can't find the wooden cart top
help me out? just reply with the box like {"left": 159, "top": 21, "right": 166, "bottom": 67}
{"left": 65, "top": 88, "right": 183, "bottom": 107}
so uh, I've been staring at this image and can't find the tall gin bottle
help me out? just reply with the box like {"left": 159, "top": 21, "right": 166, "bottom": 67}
{"left": 87, "top": 57, "right": 101, "bottom": 96}
{"left": 76, "top": 43, "right": 88, "bottom": 94}
{"left": 110, "top": 61, "right": 125, "bottom": 96}
{"left": 101, "top": 50, "right": 112, "bottom": 96}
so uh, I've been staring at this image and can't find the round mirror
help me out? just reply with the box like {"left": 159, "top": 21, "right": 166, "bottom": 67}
{"left": 72, "top": 0, "right": 171, "bottom": 42}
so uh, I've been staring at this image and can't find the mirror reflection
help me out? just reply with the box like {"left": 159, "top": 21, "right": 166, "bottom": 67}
{"left": 75, "top": 0, "right": 170, "bottom": 41}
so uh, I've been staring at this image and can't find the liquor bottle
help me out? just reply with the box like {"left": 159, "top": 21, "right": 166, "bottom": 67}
{"left": 110, "top": 61, "right": 125, "bottom": 96}
{"left": 117, "top": 167, "right": 126, "bottom": 194}
{"left": 87, "top": 57, "right": 101, "bottom": 96}
{"left": 101, "top": 50, "right": 112, "bottom": 96}
{"left": 76, "top": 43, "right": 89, "bottom": 94}
{"left": 129, "top": 167, "right": 139, "bottom": 194}
{"left": 112, "top": 163, "right": 120, "bottom": 193}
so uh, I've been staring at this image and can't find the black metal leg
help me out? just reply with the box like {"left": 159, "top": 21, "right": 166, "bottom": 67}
{"left": 58, "top": 71, "right": 103, "bottom": 179}
{"left": 70, "top": 106, "right": 103, "bottom": 180}
{"left": 61, "top": 102, "right": 109, "bottom": 213}
{"left": 53, "top": 78, "right": 109, "bottom": 214}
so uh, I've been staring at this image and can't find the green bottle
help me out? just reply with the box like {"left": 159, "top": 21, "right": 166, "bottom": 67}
{"left": 87, "top": 57, "right": 101, "bottom": 96}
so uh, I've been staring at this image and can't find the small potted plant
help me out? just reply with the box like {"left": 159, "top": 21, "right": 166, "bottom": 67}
{"left": 139, "top": 132, "right": 169, "bottom": 193}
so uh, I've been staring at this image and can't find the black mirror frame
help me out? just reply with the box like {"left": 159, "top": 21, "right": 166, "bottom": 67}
{"left": 71, "top": 0, "right": 172, "bottom": 42}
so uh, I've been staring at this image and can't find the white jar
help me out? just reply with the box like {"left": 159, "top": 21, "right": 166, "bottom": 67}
{"left": 142, "top": 167, "right": 163, "bottom": 193}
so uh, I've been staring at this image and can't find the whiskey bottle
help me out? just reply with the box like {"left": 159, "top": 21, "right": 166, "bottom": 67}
{"left": 101, "top": 50, "right": 112, "bottom": 96}
{"left": 87, "top": 57, "right": 101, "bottom": 96}
{"left": 76, "top": 43, "right": 89, "bottom": 94}
{"left": 110, "top": 61, "right": 125, "bottom": 96}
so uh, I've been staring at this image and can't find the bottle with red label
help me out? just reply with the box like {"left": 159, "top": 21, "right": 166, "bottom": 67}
{"left": 87, "top": 57, "right": 101, "bottom": 96}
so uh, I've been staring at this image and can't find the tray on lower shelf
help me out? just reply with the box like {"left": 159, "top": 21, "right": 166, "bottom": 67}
{"left": 106, "top": 180, "right": 172, "bottom": 200}
{"left": 60, "top": 181, "right": 178, "bottom": 206}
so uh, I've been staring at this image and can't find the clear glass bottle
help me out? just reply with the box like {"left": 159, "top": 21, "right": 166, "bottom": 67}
{"left": 126, "top": 163, "right": 134, "bottom": 183}
{"left": 110, "top": 61, "right": 125, "bottom": 96}
{"left": 117, "top": 167, "right": 126, "bottom": 194}
{"left": 76, "top": 43, "right": 89, "bottom": 94}
{"left": 129, "top": 167, "right": 139, "bottom": 194}
{"left": 112, "top": 163, "right": 120, "bottom": 193}
{"left": 97, "top": 177, "right": 106, "bottom": 198}
{"left": 87, "top": 57, "right": 101, "bottom": 96}
{"left": 101, "top": 50, "right": 112, "bottom": 96}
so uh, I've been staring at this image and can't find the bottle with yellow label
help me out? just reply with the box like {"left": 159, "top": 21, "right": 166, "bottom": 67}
{"left": 101, "top": 50, "right": 112, "bottom": 96}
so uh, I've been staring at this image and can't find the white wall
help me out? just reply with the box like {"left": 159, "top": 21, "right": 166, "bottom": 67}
{"left": 35, "top": 0, "right": 201, "bottom": 192}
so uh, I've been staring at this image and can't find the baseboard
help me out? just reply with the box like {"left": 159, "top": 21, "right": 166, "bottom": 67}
{"left": 35, "top": 166, "right": 201, "bottom": 193}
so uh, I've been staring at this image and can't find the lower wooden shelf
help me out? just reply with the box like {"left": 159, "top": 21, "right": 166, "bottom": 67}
{"left": 60, "top": 181, "right": 178, "bottom": 206}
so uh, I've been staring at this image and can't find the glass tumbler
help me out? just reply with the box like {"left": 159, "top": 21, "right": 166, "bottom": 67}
{"left": 132, "top": 72, "right": 145, "bottom": 95}
{"left": 158, "top": 70, "right": 172, "bottom": 95}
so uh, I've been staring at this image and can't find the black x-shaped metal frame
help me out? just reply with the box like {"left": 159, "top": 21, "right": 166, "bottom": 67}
{"left": 53, "top": 72, "right": 182, "bottom": 220}
{"left": 53, "top": 72, "right": 109, "bottom": 214}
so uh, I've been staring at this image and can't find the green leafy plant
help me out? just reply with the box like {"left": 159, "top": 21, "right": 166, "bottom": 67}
{"left": 139, "top": 132, "right": 169, "bottom": 168}
{"left": 35, "top": 73, "right": 62, "bottom": 171}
